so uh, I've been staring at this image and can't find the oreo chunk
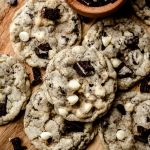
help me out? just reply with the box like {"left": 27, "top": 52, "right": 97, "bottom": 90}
{"left": 118, "top": 65, "right": 133, "bottom": 78}
{"left": 134, "top": 126, "right": 150, "bottom": 144}
{"left": 140, "top": 77, "right": 150, "bottom": 93}
{"left": 73, "top": 61, "right": 95, "bottom": 77}
{"left": 41, "top": 7, "right": 60, "bottom": 21}
{"left": 146, "top": 0, "right": 150, "bottom": 8}
{"left": 116, "top": 104, "right": 126, "bottom": 115}
{"left": 7, "top": 0, "right": 18, "bottom": 6}
{"left": 35, "top": 43, "right": 51, "bottom": 59}
{"left": 63, "top": 120, "right": 84, "bottom": 133}
{"left": 0, "top": 103, "right": 7, "bottom": 117}
{"left": 31, "top": 67, "right": 42, "bottom": 86}
{"left": 124, "top": 35, "right": 139, "bottom": 49}
{"left": 10, "top": 137, "right": 27, "bottom": 150}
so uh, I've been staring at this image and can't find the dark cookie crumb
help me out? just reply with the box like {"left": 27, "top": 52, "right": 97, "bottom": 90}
{"left": 116, "top": 104, "right": 126, "bottom": 115}
{"left": 0, "top": 103, "right": 7, "bottom": 117}
{"left": 31, "top": 67, "right": 42, "bottom": 86}
{"left": 73, "top": 61, "right": 95, "bottom": 77}
{"left": 78, "top": 0, "right": 117, "bottom": 7}
{"left": 63, "top": 120, "right": 84, "bottom": 133}
{"left": 10, "top": 137, "right": 27, "bottom": 150}
{"left": 140, "top": 76, "right": 150, "bottom": 93}
{"left": 41, "top": 7, "right": 60, "bottom": 21}
{"left": 34, "top": 43, "right": 52, "bottom": 59}
{"left": 7, "top": 0, "right": 18, "bottom": 6}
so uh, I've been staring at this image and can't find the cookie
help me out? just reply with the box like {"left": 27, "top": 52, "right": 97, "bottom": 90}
{"left": 24, "top": 86, "right": 97, "bottom": 150}
{"left": 10, "top": 0, "right": 81, "bottom": 68}
{"left": 131, "top": 0, "right": 150, "bottom": 26}
{"left": 98, "top": 91, "right": 150, "bottom": 150}
{"left": 82, "top": 17, "right": 150, "bottom": 90}
{"left": 0, "top": 54, "right": 31, "bottom": 125}
{"left": 44, "top": 45, "right": 117, "bottom": 122}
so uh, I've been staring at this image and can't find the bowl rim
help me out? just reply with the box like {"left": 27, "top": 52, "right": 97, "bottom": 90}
{"left": 66, "top": 0, "right": 126, "bottom": 14}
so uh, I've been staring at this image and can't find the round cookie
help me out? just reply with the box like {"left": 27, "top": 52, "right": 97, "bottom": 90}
{"left": 10, "top": 0, "right": 81, "bottom": 68}
{"left": 131, "top": 0, "right": 150, "bottom": 26}
{"left": 44, "top": 45, "right": 117, "bottom": 122}
{"left": 98, "top": 92, "right": 150, "bottom": 150}
{"left": 24, "top": 86, "right": 97, "bottom": 150}
{"left": 0, "top": 54, "right": 31, "bottom": 125}
{"left": 82, "top": 18, "right": 150, "bottom": 90}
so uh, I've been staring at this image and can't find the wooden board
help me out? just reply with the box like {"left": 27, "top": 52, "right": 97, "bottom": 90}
{"left": 0, "top": 1, "right": 103, "bottom": 150}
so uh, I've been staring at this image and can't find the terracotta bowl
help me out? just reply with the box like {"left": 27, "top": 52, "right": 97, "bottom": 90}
{"left": 66, "top": 0, "right": 126, "bottom": 18}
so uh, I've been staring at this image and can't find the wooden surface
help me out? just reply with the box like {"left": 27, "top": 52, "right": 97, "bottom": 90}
{"left": 0, "top": 0, "right": 102, "bottom": 150}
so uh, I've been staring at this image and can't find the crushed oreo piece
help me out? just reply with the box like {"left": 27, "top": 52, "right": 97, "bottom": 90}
{"left": 73, "top": 61, "right": 95, "bottom": 77}
{"left": 7, "top": 0, "right": 18, "bottom": 6}
{"left": 41, "top": 7, "right": 60, "bottom": 21}
{"left": 145, "top": 0, "right": 150, "bottom": 8}
{"left": 134, "top": 126, "right": 150, "bottom": 144}
{"left": 47, "top": 137, "right": 52, "bottom": 144}
{"left": 35, "top": 43, "right": 51, "bottom": 59}
{"left": 31, "top": 67, "right": 42, "bottom": 86}
{"left": 124, "top": 35, "right": 139, "bottom": 49}
{"left": 63, "top": 120, "right": 84, "bottom": 133}
{"left": 118, "top": 65, "right": 133, "bottom": 78}
{"left": 10, "top": 137, "right": 27, "bottom": 150}
{"left": 0, "top": 103, "right": 7, "bottom": 117}
{"left": 140, "top": 76, "right": 150, "bottom": 93}
{"left": 101, "top": 120, "right": 109, "bottom": 128}
{"left": 78, "top": 0, "right": 117, "bottom": 7}
{"left": 134, "top": 135, "right": 148, "bottom": 143}
{"left": 116, "top": 104, "right": 126, "bottom": 115}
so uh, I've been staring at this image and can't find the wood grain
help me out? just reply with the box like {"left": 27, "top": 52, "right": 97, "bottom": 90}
{"left": 0, "top": 1, "right": 102, "bottom": 150}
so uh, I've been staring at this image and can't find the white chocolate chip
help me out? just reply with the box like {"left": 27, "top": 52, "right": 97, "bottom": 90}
{"left": 83, "top": 103, "right": 93, "bottom": 113}
{"left": 102, "top": 35, "right": 112, "bottom": 47}
{"left": 94, "top": 86, "right": 106, "bottom": 97}
{"left": 19, "top": 31, "right": 30, "bottom": 42}
{"left": 125, "top": 102, "right": 134, "bottom": 112}
{"left": 116, "top": 130, "right": 126, "bottom": 140}
{"left": 67, "top": 95, "right": 79, "bottom": 105}
{"left": 68, "top": 79, "right": 80, "bottom": 91}
{"left": 58, "top": 108, "right": 68, "bottom": 117}
{"left": 111, "top": 58, "right": 122, "bottom": 68}
{"left": 40, "top": 132, "right": 52, "bottom": 140}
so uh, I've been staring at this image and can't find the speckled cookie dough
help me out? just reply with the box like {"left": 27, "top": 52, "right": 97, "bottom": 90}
{"left": 24, "top": 86, "right": 97, "bottom": 150}
{"left": 131, "top": 0, "right": 150, "bottom": 26}
{"left": 0, "top": 54, "right": 31, "bottom": 125}
{"left": 10, "top": 0, "right": 81, "bottom": 68}
{"left": 82, "top": 17, "right": 150, "bottom": 90}
{"left": 44, "top": 45, "right": 117, "bottom": 122}
{"left": 98, "top": 91, "right": 150, "bottom": 150}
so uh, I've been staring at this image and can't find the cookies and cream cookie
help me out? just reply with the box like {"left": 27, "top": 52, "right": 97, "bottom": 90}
{"left": 10, "top": 0, "right": 81, "bottom": 68}
{"left": 83, "top": 18, "right": 150, "bottom": 90}
{"left": 24, "top": 86, "right": 97, "bottom": 150}
{"left": 0, "top": 54, "right": 31, "bottom": 125}
{"left": 99, "top": 91, "right": 150, "bottom": 150}
{"left": 44, "top": 45, "right": 117, "bottom": 122}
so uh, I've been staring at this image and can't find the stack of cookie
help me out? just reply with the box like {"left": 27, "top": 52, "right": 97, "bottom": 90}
{"left": 0, "top": 0, "right": 150, "bottom": 149}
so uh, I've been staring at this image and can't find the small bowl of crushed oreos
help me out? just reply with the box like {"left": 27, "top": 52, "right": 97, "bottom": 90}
{"left": 66, "top": 0, "right": 126, "bottom": 18}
